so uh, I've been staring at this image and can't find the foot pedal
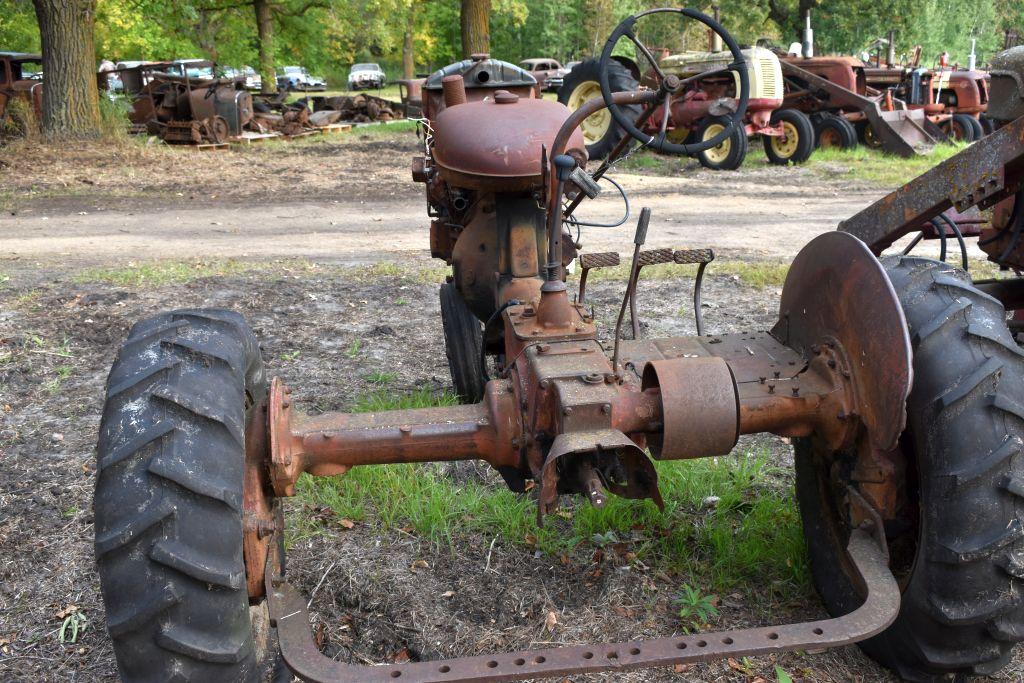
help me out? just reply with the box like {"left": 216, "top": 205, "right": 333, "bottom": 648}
{"left": 578, "top": 251, "right": 621, "bottom": 304}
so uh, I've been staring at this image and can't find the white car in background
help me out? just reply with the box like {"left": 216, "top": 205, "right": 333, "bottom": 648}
{"left": 347, "top": 63, "right": 386, "bottom": 90}
{"left": 278, "top": 65, "right": 327, "bottom": 91}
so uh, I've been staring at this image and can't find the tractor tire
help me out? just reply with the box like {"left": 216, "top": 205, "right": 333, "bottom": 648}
{"left": 558, "top": 59, "right": 640, "bottom": 160}
{"left": 440, "top": 282, "right": 486, "bottom": 403}
{"left": 813, "top": 113, "right": 858, "bottom": 150}
{"left": 694, "top": 114, "right": 748, "bottom": 170}
{"left": 764, "top": 108, "right": 815, "bottom": 164}
{"left": 980, "top": 113, "right": 996, "bottom": 136}
{"left": 795, "top": 256, "right": 1024, "bottom": 681}
{"left": 94, "top": 309, "right": 275, "bottom": 682}
{"left": 943, "top": 113, "right": 981, "bottom": 142}
{"left": 856, "top": 120, "right": 885, "bottom": 150}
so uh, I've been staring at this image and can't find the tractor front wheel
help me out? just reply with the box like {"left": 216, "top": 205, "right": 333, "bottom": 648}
{"left": 94, "top": 309, "right": 279, "bottom": 682}
{"left": 695, "top": 114, "right": 748, "bottom": 170}
{"left": 796, "top": 257, "right": 1024, "bottom": 680}
{"left": 764, "top": 108, "right": 814, "bottom": 165}
{"left": 440, "top": 282, "right": 486, "bottom": 403}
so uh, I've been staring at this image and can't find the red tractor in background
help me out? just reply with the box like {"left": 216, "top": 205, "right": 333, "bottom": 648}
{"left": 560, "top": 43, "right": 816, "bottom": 169}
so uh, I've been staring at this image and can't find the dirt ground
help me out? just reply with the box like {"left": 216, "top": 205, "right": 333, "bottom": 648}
{"left": 0, "top": 129, "right": 927, "bottom": 267}
{"left": 0, "top": 130, "right": 1015, "bottom": 681}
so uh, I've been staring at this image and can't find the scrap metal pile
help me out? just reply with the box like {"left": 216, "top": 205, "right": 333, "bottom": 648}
{"left": 104, "top": 61, "right": 404, "bottom": 145}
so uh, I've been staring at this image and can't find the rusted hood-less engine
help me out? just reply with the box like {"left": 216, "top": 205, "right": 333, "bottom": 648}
{"left": 414, "top": 56, "right": 585, "bottom": 327}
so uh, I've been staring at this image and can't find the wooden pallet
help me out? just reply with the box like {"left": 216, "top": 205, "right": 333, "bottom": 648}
{"left": 192, "top": 142, "right": 230, "bottom": 151}
{"left": 318, "top": 123, "right": 353, "bottom": 136}
{"left": 230, "top": 131, "right": 282, "bottom": 145}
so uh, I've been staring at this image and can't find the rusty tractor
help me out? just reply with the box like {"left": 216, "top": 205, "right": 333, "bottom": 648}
{"left": 94, "top": 8, "right": 1024, "bottom": 682}
{"left": 559, "top": 43, "right": 807, "bottom": 170}
{"left": 104, "top": 60, "right": 254, "bottom": 144}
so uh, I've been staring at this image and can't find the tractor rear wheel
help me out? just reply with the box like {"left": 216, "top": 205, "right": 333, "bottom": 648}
{"left": 440, "top": 282, "right": 486, "bottom": 403}
{"left": 764, "top": 108, "right": 815, "bottom": 164}
{"left": 943, "top": 113, "right": 982, "bottom": 142}
{"left": 813, "top": 113, "right": 857, "bottom": 150}
{"left": 558, "top": 59, "right": 640, "bottom": 160}
{"left": 695, "top": 114, "right": 748, "bottom": 170}
{"left": 94, "top": 309, "right": 278, "bottom": 682}
{"left": 795, "top": 256, "right": 1024, "bottom": 681}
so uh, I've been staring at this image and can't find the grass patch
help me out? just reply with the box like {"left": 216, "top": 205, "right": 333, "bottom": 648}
{"left": 73, "top": 258, "right": 317, "bottom": 287}
{"left": 294, "top": 387, "right": 807, "bottom": 595}
{"left": 809, "top": 142, "right": 966, "bottom": 187}
{"left": 582, "top": 258, "right": 790, "bottom": 289}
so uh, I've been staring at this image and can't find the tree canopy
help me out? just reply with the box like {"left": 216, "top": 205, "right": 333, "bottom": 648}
{"left": 1, "top": 0, "right": 1021, "bottom": 81}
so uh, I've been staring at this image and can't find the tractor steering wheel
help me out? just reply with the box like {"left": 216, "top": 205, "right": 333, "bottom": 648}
{"left": 598, "top": 8, "right": 749, "bottom": 155}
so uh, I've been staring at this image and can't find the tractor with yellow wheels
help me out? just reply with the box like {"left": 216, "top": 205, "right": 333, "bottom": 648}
{"left": 559, "top": 45, "right": 816, "bottom": 169}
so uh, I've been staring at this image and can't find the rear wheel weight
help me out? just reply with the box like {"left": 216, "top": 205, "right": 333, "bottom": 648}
{"left": 94, "top": 309, "right": 273, "bottom": 682}
{"left": 795, "top": 256, "right": 1024, "bottom": 681}
{"left": 440, "top": 282, "right": 486, "bottom": 403}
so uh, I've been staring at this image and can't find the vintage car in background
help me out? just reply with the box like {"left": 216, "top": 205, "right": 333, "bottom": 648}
{"left": 519, "top": 58, "right": 568, "bottom": 91}
{"left": 347, "top": 63, "right": 386, "bottom": 90}
{"left": 278, "top": 65, "right": 327, "bottom": 91}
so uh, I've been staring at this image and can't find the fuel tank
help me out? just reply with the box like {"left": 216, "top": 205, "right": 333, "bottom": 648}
{"left": 432, "top": 93, "right": 587, "bottom": 190}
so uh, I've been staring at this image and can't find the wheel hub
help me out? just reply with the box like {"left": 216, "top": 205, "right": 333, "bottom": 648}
{"left": 702, "top": 122, "right": 731, "bottom": 163}
{"left": 569, "top": 81, "right": 611, "bottom": 145}
{"left": 771, "top": 121, "right": 800, "bottom": 157}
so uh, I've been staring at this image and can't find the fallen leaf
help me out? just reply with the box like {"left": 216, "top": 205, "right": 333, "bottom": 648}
{"left": 55, "top": 605, "right": 78, "bottom": 619}
{"left": 338, "top": 519, "right": 355, "bottom": 529}
{"left": 392, "top": 648, "right": 411, "bottom": 663}
{"left": 410, "top": 559, "right": 429, "bottom": 572}
{"left": 440, "top": 591, "right": 455, "bottom": 598}
{"left": 544, "top": 610, "right": 558, "bottom": 632}
{"left": 673, "top": 663, "right": 692, "bottom": 673}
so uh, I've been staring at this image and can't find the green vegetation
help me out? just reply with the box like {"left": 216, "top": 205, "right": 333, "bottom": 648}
{"left": 809, "top": 143, "right": 967, "bottom": 188}
{"left": 294, "top": 387, "right": 808, "bottom": 595}
{"left": 2, "top": 1, "right": 1015, "bottom": 86}
{"left": 674, "top": 583, "right": 720, "bottom": 632}
{"left": 584, "top": 259, "right": 791, "bottom": 289}
{"left": 72, "top": 258, "right": 328, "bottom": 288}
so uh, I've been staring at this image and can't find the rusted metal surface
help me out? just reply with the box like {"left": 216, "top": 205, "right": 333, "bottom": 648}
{"left": 432, "top": 95, "right": 585, "bottom": 184}
{"left": 772, "top": 231, "right": 912, "bottom": 452}
{"left": 267, "top": 529, "right": 899, "bottom": 683}
{"left": 838, "top": 114, "right": 1024, "bottom": 254}
{"left": 267, "top": 377, "right": 522, "bottom": 497}
{"left": 243, "top": 393, "right": 278, "bottom": 599}
{"left": 0, "top": 52, "right": 43, "bottom": 124}
{"left": 641, "top": 357, "right": 738, "bottom": 459}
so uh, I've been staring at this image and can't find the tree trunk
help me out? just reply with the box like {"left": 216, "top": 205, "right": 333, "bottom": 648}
{"left": 460, "top": 0, "right": 491, "bottom": 58}
{"left": 32, "top": 0, "right": 101, "bottom": 138}
{"left": 254, "top": 0, "right": 277, "bottom": 94}
{"left": 402, "top": 3, "right": 416, "bottom": 79}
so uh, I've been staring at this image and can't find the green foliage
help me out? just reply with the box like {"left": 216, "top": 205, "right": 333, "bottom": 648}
{"left": 2, "top": 0, "right": 1021, "bottom": 79}
{"left": 673, "top": 583, "right": 719, "bottom": 631}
